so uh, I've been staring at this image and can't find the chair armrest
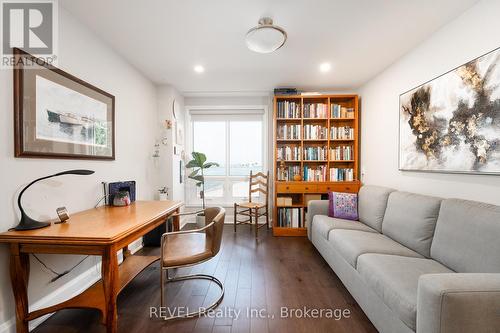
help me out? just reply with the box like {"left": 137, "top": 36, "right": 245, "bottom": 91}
{"left": 417, "top": 273, "right": 500, "bottom": 333}
{"left": 306, "top": 200, "right": 329, "bottom": 240}
{"left": 162, "top": 221, "right": 215, "bottom": 237}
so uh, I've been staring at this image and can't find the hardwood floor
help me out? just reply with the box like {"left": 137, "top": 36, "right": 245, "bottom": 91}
{"left": 33, "top": 225, "right": 377, "bottom": 333}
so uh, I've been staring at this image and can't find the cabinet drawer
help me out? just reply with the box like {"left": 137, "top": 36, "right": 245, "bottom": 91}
{"left": 276, "top": 183, "right": 318, "bottom": 193}
{"left": 317, "top": 183, "right": 357, "bottom": 193}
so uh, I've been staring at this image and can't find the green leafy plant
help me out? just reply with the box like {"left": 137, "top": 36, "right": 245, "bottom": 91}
{"left": 186, "top": 152, "right": 219, "bottom": 209}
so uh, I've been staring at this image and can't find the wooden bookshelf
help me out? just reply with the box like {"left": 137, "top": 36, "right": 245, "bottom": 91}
{"left": 273, "top": 94, "right": 361, "bottom": 236}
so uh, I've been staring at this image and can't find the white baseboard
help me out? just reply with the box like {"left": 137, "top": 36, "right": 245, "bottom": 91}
{"left": 0, "top": 239, "right": 144, "bottom": 333}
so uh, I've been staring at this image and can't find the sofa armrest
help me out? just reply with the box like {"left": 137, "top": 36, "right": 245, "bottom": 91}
{"left": 306, "top": 200, "right": 329, "bottom": 240}
{"left": 417, "top": 273, "right": 500, "bottom": 333}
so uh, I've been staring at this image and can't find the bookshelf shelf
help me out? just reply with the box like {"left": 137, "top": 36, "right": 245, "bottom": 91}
{"left": 276, "top": 204, "right": 304, "bottom": 208}
{"left": 273, "top": 94, "right": 361, "bottom": 236}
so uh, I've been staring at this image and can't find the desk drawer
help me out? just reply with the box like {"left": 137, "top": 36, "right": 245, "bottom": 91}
{"left": 317, "top": 183, "right": 357, "bottom": 193}
{"left": 276, "top": 183, "right": 318, "bottom": 193}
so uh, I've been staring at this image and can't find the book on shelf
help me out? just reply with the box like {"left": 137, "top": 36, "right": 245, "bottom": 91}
{"left": 330, "top": 168, "right": 354, "bottom": 181}
{"left": 303, "top": 146, "right": 328, "bottom": 161}
{"left": 304, "top": 124, "right": 328, "bottom": 140}
{"left": 330, "top": 126, "right": 354, "bottom": 139}
{"left": 277, "top": 165, "right": 301, "bottom": 181}
{"left": 331, "top": 104, "right": 355, "bottom": 119}
{"left": 303, "top": 103, "right": 328, "bottom": 118}
{"left": 277, "top": 124, "right": 301, "bottom": 140}
{"left": 330, "top": 145, "right": 353, "bottom": 161}
{"left": 303, "top": 165, "right": 327, "bottom": 181}
{"left": 277, "top": 100, "right": 301, "bottom": 118}
{"left": 277, "top": 146, "right": 301, "bottom": 161}
{"left": 277, "top": 207, "right": 303, "bottom": 228}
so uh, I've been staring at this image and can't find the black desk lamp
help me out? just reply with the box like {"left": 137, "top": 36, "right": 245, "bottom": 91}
{"left": 15, "top": 169, "right": 95, "bottom": 231}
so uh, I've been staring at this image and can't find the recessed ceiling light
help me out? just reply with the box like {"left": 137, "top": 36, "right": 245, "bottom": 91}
{"left": 194, "top": 65, "right": 205, "bottom": 73}
{"left": 246, "top": 17, "right": 287, "bottom": 54}
{"left": 319, "top": 62, "right": 331, "bottom": 73}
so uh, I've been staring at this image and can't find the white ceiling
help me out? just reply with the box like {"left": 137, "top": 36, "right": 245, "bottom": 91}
{"left": 60, "top": 0, "right": 479, "bottom": 93}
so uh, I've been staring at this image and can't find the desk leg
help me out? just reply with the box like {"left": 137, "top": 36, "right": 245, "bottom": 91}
{"left": 172, "top": 208, "right": 180, "bottom": 231}
{"left": 102, "top": 246, "right": 119, "bottom": 333}
{"left": 9, "top": 244, "right": 29, "bottom": 333}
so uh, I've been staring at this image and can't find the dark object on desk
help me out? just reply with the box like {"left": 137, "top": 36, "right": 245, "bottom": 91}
{"left": 143, "top": 216, "right": 174, "bottom": 246}
{"left": 108, "top": 181, "right": 136, "bottom": 206}
{"left": 15, "top": 169, "right": 95, "bottom": 231}
{"left": 55, "top": 207, "right": 70, "bottom": 224}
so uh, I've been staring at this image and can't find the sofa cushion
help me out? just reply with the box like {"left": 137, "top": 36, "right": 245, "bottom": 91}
{"left": 357, "top": 254, "right": 453, "bottom": 330}
{"left": 358, "top": 185, "right": 395, "bottom": 232}
{"left": 431, "top": 199, "right": 500, "bottom": 273}
{"left": 382, "top": 191, "right": 442, "bottom": 257}
{"left": 312, "top": 215, "right": 377, "bottom": 240}
{"left": 329, "top": 229, "right": 422, "bottom": 268}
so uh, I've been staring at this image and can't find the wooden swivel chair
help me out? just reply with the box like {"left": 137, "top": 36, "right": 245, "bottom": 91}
{"left": 233, "top": 171, "right": 269, "bottom": 238}
{"left": 160, "top": 207, "right": 225, "bottom": 320}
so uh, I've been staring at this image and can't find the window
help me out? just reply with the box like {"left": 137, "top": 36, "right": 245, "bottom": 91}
{"left": 187, "top": 108, "right": 266, "bottom": 206}
{"left": 192, "top": 121, "right": 226, "bottom": 175}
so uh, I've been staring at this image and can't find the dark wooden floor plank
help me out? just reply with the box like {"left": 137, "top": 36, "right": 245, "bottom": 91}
{"left": 32, "top": 225, "right": 377, "bottom": 333}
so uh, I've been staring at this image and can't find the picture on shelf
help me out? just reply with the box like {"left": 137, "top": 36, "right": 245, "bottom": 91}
{"left": 400, "top": 47, "right": 500, "bottom": 174}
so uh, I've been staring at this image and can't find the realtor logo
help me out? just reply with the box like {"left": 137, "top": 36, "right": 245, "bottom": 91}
{"left": 1, "top": 0, "right": 58, "bottom": 67}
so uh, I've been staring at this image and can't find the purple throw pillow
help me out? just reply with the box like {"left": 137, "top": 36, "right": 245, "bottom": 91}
{"left": 328, "top": 192, "right": 358, "bottom": 221}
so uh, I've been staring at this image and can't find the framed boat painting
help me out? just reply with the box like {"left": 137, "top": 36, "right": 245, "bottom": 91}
{"left": 13, "top": 48, "right": 115, "bottom": 160}
{"left": 399, "top": 46, "right": 500, "bottom": 175}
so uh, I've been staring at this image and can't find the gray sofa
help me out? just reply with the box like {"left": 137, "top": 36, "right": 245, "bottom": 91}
{"left": 307, "top": 185, "right": 500, "bottom": 333}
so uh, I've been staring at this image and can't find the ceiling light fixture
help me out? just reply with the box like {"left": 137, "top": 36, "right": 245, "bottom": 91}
{"left": 246, "top": 17, "right": 287, "bottom": 54}
{"left": 194, "top": 65, "right": 205, "bottom": 73}
{"left": 319, "top": 62, "right": 331, "bottom": 73}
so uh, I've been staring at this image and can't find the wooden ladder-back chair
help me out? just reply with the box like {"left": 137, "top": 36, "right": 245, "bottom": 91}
{"left": 233, "top": 171, "right": 269, "bottom": 238}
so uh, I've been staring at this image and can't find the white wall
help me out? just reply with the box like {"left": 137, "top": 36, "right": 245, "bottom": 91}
{"left": 359, "top": 0, "right": 500, "bottom": 205}
{"left": 0, "top": 7, "right": 159, "bottom": 332}
{"left": 157, "top": 85, "right": 186, "bottom": 203}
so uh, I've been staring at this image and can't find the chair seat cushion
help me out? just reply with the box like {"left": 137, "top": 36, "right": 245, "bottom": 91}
{"left": 162, "top": 232, "right": 212, "bottom": 267}
{"left": 357, "top": 254, "right": 454, "bottom": 330}
{"left": 237, "top": 201, "right": 266, "bottom": 209}
{"left": 312, "top": 215, "right": 377, "bottom": 240}
{"left": 329, "top": 229, "right": 423, "bottom": 268}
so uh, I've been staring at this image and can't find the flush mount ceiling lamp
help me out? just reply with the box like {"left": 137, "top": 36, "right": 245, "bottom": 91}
{"left": 245, "top": 17, "right": 287, "bottom": 54}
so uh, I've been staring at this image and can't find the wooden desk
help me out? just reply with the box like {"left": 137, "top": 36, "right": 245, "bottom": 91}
{"left": 0, "top": 200, "right": 182, "bottom": 333}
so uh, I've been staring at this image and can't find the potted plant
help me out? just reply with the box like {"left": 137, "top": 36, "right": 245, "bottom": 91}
{"left": 186, "top": 152, "right": 219, "bottom": 227}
